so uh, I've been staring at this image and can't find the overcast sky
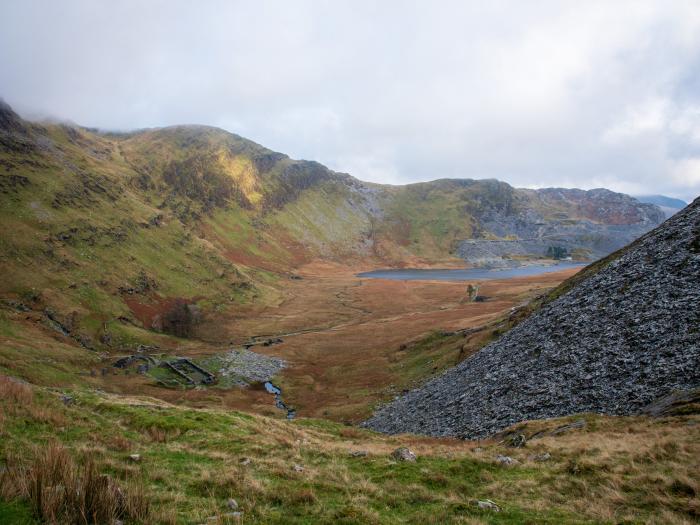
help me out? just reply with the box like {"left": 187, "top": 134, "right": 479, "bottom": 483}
{"left": 1, "top": 1, "right": 699, "bottom": 201}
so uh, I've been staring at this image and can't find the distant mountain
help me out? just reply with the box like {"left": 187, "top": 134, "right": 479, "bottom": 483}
{"left": 365, "top": 197, "right": 700, "bottom": 438}
{"left": 0, "top": 99, "right": 665, "bottom": 345}
{"left": 636, "top": 194, "right": 688, "bottom": 218}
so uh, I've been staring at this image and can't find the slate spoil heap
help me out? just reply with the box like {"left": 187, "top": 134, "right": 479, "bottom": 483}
{"left": 365, "top": 198, "right": 700, "bottom": 439}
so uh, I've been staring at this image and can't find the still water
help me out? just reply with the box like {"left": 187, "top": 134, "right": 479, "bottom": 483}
{"left": 358, "top": 262, "right": 585, "bottom": 281}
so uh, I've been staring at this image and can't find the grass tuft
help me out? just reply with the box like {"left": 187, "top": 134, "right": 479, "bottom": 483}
{"left": 0, "top": 442, "right": 150, "bottom": 524}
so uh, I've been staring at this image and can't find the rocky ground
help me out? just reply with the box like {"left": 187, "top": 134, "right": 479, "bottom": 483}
{"left": 365, "top": 197, "right": 700, "bottom": 439}
{"left": 458, "top": 199, "right": 663, "bottom": 267}
{"left": 202, "top": 348, "right": 286, "bottom": 387}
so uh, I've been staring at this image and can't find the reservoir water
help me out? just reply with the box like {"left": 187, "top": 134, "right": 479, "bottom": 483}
{"left": 358, "top": 262, "right": 585, "bottom": 281}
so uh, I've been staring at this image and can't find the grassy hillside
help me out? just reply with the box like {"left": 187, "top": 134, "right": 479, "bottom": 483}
{"left": 1, "top": 376, "right": 698, "bottom": 524}
{"left": 0, "top": 100, "right": 665, "bottom": 351}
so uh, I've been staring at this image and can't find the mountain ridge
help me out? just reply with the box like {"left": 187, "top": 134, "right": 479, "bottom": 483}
{"left": 636, "top": 194, "right": 688, "bottom": 218}
{"left": 0, "top": 100, "right": 665, "bottom": 349}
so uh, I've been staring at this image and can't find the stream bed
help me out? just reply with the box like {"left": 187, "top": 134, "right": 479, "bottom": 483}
{"left": 264, "top": 381, "right": 296, "bottom": 419}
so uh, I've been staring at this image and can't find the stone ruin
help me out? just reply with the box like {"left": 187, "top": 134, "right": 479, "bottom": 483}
{"left": 162, "top": 358, "right": 216, "bottom": 386}
{"left": 112, "top": 354, "right": 216, "bottom": 386}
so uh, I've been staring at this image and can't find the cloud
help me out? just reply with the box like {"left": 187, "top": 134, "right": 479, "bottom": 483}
{"left": 1, "top": 0, "right": 699, "bottom": 201}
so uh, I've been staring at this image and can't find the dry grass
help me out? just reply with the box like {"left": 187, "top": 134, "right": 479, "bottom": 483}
{"left": 145, "top": 425, "right": 182, "bottom": 443}
{"left": 1, "top": 375, "right": 698, "bottom": 524}
{"left": 480, "top": 415, "right": 700, "bottom": 524}
{"left": 0, "top": 375, "right": 33, "bottom": 406}
{"left": 0, "top": 375, "right": 66, "bottom": 431}
{"left": 0, "top": 442, "right": 150, "bottom": 524}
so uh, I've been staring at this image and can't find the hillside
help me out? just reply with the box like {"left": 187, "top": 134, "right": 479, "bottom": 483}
{"left": 1, "top": 102, "right": 698, "bottom": 525}
{"left": 0, "top": 100, "right": 664, "bottom": 348}
{"left": 0, "top": 375, "right": 697, "bottom": 524}
{"left": 365, "top": 197, "right": 700, "bottom": 438}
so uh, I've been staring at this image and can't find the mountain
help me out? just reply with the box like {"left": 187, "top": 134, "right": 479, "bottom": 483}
{"left": 0, "top": 100, "right": 664, "bottom": 346}
{"left": 636, "top": 194, "right": 687, "bottom": 218}
{"left": 1, "top": 102, "right": 698, "bottom": 525}
{"left": 364, "top": 197, "right": 700, "bottom": 438}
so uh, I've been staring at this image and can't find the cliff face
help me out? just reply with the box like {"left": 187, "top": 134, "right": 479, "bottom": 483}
{"left": 458, "top": 187, "right": 666, "bottom": 266}
{"left": 365, "top": 197, "right": 700, "bottom": 439}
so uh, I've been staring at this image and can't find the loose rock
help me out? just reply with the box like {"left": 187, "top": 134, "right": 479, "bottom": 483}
{"left": 505, "top": 433, "right": 526, "bottom": 448}
{"left": 391, "top": 447, "right": 417, "bottom": 462}
{"left": 495, "top": 455, "right": 518, "bottom": 466}
{"left": 474, "top": 499, "right": 501, "bottom": 512}
{"left": 60, "top": 394, "right": 74, "bottom": 406}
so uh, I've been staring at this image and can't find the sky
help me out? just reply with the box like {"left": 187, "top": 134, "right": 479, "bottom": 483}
{"left": 1, "top": 1, "right": 699, "bottom": 201}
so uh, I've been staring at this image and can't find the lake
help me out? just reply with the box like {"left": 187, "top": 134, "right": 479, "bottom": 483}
{"left": 357, "top": 262, "right": 586, "bottom": 281}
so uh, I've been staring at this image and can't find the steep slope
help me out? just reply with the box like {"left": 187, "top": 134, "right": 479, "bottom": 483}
{"left": 365, "top": 197, "right": 700, "bottom": 438}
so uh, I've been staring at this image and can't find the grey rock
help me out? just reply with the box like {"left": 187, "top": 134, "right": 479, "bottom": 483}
{"left": 215, "top": 349, "right": 286, "bottom": 386}
{"left": 60, "top": 394, "right": 74, "bottom": 406}
{"left": 457, "top": 188, "right": 665, "bottom": 267}
{"left": 292, "top": 464, "right": 304, "bottom": 472}
{"left": 548, "top": 419, "right": 586, "bottom": 436}
{"left": 639, "top": 388, "right": 700, "bottom": 417}
{"left": 365, "top": 198, "right": 700, "bottom": 438}
{"left": 391, "top": 447, "right": 416, "bottom": 462}
{"left": 531, "top": 452, "right": 551, "bottom": 462}
{"left": 349, "top": 450, "right": 368, "bottom": 458}
{"left": 505, "top": 433, "right": 526, "bottom": 448}
{"left": 128, "top": 454, "right": 141, "bottom": 462}
{"left": 495, "top": 455, "right": 518, "bottom": 466}
{"left": 474, "top": 499, "right": 501, "bottom": 512}
{"left": 226, "top": 498, "right": 238, "bottom": 510}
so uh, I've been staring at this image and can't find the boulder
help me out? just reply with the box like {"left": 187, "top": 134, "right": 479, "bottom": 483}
{"left": 495, "top": 455, "right": 518, "bottom": 466}
{"left": 391, "top": 447, "right": 416, "bottom": 462}
{"left": 474, "top": 499, "right": 501, "bottom": 512}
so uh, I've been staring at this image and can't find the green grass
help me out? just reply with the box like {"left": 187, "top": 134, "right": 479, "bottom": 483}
{"left": 0, "top": 500, "right": 35, "bottom": 524}
{"left": 1, "top": 376, "right": 697, "bottom": 524}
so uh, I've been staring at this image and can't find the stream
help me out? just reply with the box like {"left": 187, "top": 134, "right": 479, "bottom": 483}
{"left": 264, "top": 381, "right": 296, "bottom": 419}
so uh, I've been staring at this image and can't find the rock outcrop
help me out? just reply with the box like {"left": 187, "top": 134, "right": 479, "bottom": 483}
{"left": 458, "top": 187, "right": 665, "bottom": 267}
{"left": 365, "top": 197, "right": 700, "bottom": 438}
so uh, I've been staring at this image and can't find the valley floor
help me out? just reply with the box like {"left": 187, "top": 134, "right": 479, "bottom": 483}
{"left": 114, "top": 262, "right": 582, "bottom": 421}
{"left": 1, "top": 265, "right": 698, "bottom": 524}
